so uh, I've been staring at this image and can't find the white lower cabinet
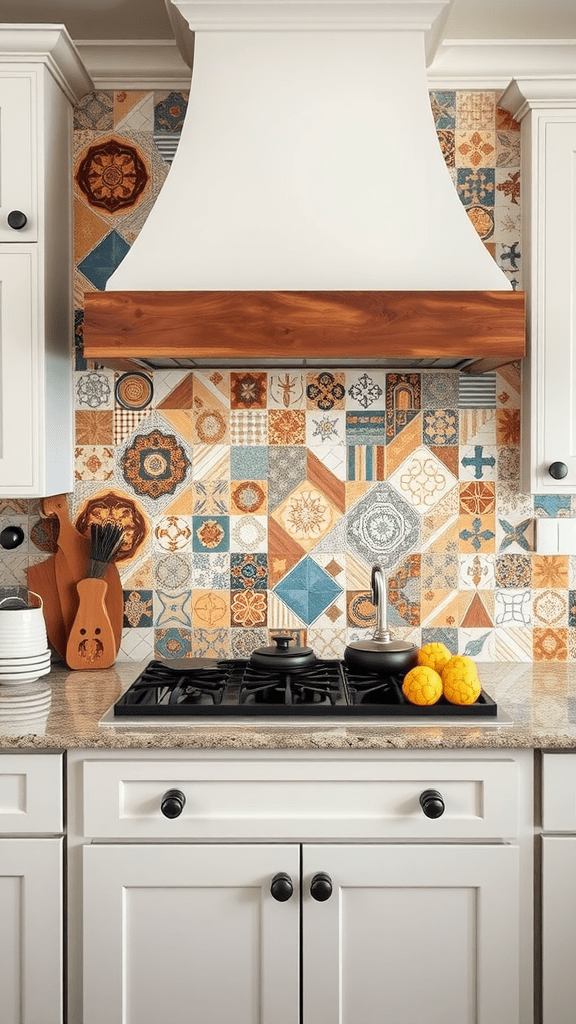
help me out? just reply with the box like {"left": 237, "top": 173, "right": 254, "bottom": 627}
{"left": 71, "top": 749, "right": 532, "bottom": 1024}
{"left": 0, "top": 753, "right": 64, "bottom": 1024}
{"left": 541, "top": 753, "right": 576, "bottom": 1023}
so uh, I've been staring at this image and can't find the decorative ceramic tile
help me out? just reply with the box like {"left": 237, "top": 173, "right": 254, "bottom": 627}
{"left": 191, "top": 553, "right": 230, "bottom": 591}
{"left": 120, "top": 424, "right": 191, "bottom": 505}
{"left": 347, "top": 446, "right": 385, "bottom": 481}
{"left": 421, "top": 549, "right": 459, "bottom": 590}
{"left": 455, "top": 130, "right": 496, "bottom": 168}
{"left": 459, "top": 515, "right": 496, "bottom": 553}
{"left": 494, "top": 626, "right": 533, "bottom": 661}
{"left": 229, "top": 410, "right": 268, "bottom": 446}
{"left": 154, "top": 370, "right": 194, "bottom": 408}
{"left": 420, "top": 627, "right": 458, "bottom": 653}
{"left": 389, "top": 447, "right": 457, "bottom": 512}
{"left": 347, "top": 481, "right": 421, "bottom": 572}
{"left": 78, "top": 230, "right": 131, "bottom": 290}
{"left": 460, "top": 444, "right": 497, "bottom": 480}
{"left": 194, "top": 628, "right": 231, "bottom": 658}
{"left": 460, "top": 627, "right": 496, "bottom": 660}
{"left": 154, "top": 590, "right": 192, "bottom": 628}
{"left": 533, "top": 628, "right": 568, "bottom": 661}
{"left": 153, "top": 515, "right": 193, "bottom": 552}
{"left": 230, "top": 481, "right": 266, "bottom": 516}
{"left": 192, "top": 590, "right": 230, "bottom": 629}
{"left": 230, "top": 628, "right": 266, "bottom": 658}
{"left": 423, "top": 409, "right": 458, "bottom": 446}
{"left": 497, "top": 482, "right": 533, "bottom": 518}
{"left": 230, "top": 553, "right": 267, "bottom": 591}
{"left": 456, "top": 91, "right": 496, "bottom": 130}
{"left": 271, "top": 481, "right": 342, "bottom": 552}
{"left": 115, "top": 372, "right": 153, "bottom": 410}
{"left": 533, "top": 589, "right": 568, "bottom": 627}
{"left": 306, "top": 372, "right": 346, "bottom": 410}
{"left": 460, "top": 590, "right": 494, "bottom": 627}
{"left": 533, "top": 555, "right": 569, "bottom": 589}
{"left": 192, "top": 517, "right": 229, "bottom": 553}
{"left": 74, "top": 197, "right": 109, "bottom": 263}
{"left": 114, "top": 91, "right": 153, "bottom": 131}
{"left": 456, "top": 167, "right": 495, "bottom": 206}
{"left": 74, "top": 91, "right": 114, "bottom": 130}
{"left": 430, "top": 91, "right": 456, "bottom": 129}
{"left": 347, "top": 591, "right": 376, "bottom": 628}
{"left": 75, "top": 490, "right": 148, "bottom": 562}
{"left": 496, "top": 409, "right": 521, "bottom": 445}
{"left": 193, "top": 444, "right": 229, "bottom": 482}
{"left": 273, "top": 555, "right": 343, "bottom": 626}
{"left": 269, "top": 410, "right": 306, "bottom": 445}
{"left": 459, "top": 481, "right": 496, "bottom": 515}
{"left": 230, "top": 515, "right": 268, "bottom": 553}
{"left": 497, "top": 517, "right": 533, "bottom": 552}
{"left": 75, "top": 410, "right": 113, "bottom": 445}
{"left": 154, "top": 627, "right": 192, "bottom": 659}
{"left": 123, "top": 590, "right": 153, "bottom": 628}
{"left": 192, "top": 481, "right": 229, "bottom": 515}
{"left": 230, "top": 446, "right": 269, "bottom": 480}
{"left": 346, "top": 371, "right": 386, "bottom": 410}
{"left": 267, "top": 447, "right": 307, "bottom": 510}
{"left": 307, "top": 627, "right": 347, "bottom": 659}
{"left": 497, "top": 446, "right": 521, "bottom": 481}
{"left": 388, "top": 557, "right": 421, "bottom": 626}
{"left": 535, "top": 495, "right": 571, "bottom": 517}
{"left": 495, "top": 554, "right": 532, "bottom": 589}
{"left": 76, "top": 137, "right": 150, "bottom": 213}
{"left": 495, "top": 168, "right": 521, "bottom": 207}
{"left": 74, "top": 445, "right": 115, "bottom": 481}
{"left": 422, "top": 373, "right": 459, "bottom": 409}
{"left": 496, "top": 131, "right": 520, "bottom": 167}
{"left": 153, "top": 552, "right": 192, "bottom": 590}
{"left": 346, "top": 410, "right": 387, "bottom": 445}
{"left": 75, "top": 370, "right": 114, "bottom": 410}
{"left": 231, "top": 590, "right": 268, "bottom": 628}
{"left": 154, "top": 91, "right": 188, "bottom": 132}
{"left": 494, "top": 589, "right": 532, "bottom": 627}
{"left": 231, "top": 372, "right": 267, "bottom": 409}
{"left": 306, "top": 410, "right": 345, "bottom": 447}
{"left": 269, "top": 372, "right": 306, "bottom": 409}
{"left": 193, "top": 408, "right": 229, "bottom": 445}
{"left": 437, "top": 129, "right": 455, "bottom": 167}
{"left": 267, "top": 593, "right": 306, "bottom": 630}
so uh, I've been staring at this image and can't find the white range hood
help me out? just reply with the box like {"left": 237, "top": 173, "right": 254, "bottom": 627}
{"left": 83, "top": 0, "right": 524, "bottom": 370}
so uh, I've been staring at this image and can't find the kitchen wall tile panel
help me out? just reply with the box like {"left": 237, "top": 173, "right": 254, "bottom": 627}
{"left": 3, "top": 89, "right": 570, "bottom": 662}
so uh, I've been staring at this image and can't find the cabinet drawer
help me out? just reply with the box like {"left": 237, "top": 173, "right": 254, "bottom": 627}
{"left": 0, "top": 753, "right": 63, "bottom": 833}
{"left": 542, "top": 753, "right": 576, "bottom": 830}
{"left": 82, "top": 757, "right": 518, "bottom": 840}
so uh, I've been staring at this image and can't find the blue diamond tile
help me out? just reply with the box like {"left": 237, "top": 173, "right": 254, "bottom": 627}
{"left": 274, "top": 556, "right": 342, "bottom": 625}
{"left": 78, "top": 230, "right": 130, "bottom": 290}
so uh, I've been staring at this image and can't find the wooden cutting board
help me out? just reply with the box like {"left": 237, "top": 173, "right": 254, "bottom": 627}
{"left": 26, "top": 556, "right": 67, "bottom": 660}
{"left": 66, "top": 578, "right": 117, "bottom": 670}
{"left": 42, "top": 495, "right": 124, "bottom": 656}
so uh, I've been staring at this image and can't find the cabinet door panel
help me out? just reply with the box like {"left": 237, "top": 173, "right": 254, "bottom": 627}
{"left": 83, "top": 843, "right": 299, "bottom": 1024}
{"left": 542, "top": 835, "right": 576, "bottom": 1024}
{"left": 0, "top": 838, "right": 63, "bottom": 1024}
{"left": 302, "top": 843, "right": 519, "bottom": 1024}
{"left": 0, "top": 247, "right": 38, "bottom": 493}
{"left": 0, "top": 75, "right": 36, "bottom": 242}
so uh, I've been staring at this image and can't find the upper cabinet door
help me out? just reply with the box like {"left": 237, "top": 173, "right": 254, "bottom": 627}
{"left": 0, "top": 74, "right": 37, "bottom": 243}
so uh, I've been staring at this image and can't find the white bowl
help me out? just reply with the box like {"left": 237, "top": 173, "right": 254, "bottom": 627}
{"left": 0, "top": 641, "right": 50, "bottom": 658}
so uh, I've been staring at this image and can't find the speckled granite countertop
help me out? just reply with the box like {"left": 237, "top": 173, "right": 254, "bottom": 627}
{"left": 0, "top": 660, "right": 576, "bottom": 750}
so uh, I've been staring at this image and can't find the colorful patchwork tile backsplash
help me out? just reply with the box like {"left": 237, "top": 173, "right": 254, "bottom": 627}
{"left": 4, "top": 87, "right": 571, "bottom": 663}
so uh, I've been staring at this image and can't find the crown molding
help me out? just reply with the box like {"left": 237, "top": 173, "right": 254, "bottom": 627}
{"left": 74, "top": 36, "right": 576, "bottom": 95}
{"left": 75, "top": 40, "right": 192, "bottom": 90}
{"left": 0, "top": 25, "right": 93, "bottom": 101}
{"left": 427, "top": 39, "right": 576, "bottom": 90}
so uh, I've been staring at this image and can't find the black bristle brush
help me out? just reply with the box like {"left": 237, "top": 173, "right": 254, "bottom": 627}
{"left": 65, "top": 523, "right": 124, "bottom": 670}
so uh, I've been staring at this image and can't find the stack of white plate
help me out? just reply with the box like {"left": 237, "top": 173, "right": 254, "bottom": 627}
{"left": 0, "top": 649, "right": 52, "bottom": 684}
{"left": 0, "top": 591, "right": 51, "bottom": 685}
{"left": 0, "top": 679, "right": 52, "bottom": 735}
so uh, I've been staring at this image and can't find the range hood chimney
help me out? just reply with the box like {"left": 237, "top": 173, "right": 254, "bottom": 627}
{"left": 83, "top": 0, "right": 525, "bottom": 370}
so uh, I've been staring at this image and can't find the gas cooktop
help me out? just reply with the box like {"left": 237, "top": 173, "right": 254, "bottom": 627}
{"left": 99, "top": 658, "right": 512, "bottom": 727}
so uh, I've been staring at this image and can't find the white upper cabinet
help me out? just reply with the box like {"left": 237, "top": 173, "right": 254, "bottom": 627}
{"left": 0, "top": 29, "right": 91, "bottom": 496}
{"left": 500, "top": 80, "right": 576, "bottom": 493}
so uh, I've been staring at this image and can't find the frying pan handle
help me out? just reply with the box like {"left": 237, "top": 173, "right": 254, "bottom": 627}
{"left": 371, "top": 565, "right": 392, "bottom": 643}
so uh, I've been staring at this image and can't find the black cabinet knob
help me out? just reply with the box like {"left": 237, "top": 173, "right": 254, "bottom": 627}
{"left": 160, "top": 788, "right": 186, "bottom": 818}
{"left": 7, "top": 210, "right": 27, "bottom": 230}
{"left": 549, "top": 462, "right": 568, "bottom": 480}
{"left": 310, "top": 872, "right": 333, "bottom": 901}
{"left": 270, "top": 872, "right": 294, "bottom": 902}
{"left": 419, "top": 789, "right": 445, "bottom": 818}
{"left": 0, "top": 525, "right": 25, "bottom": 549}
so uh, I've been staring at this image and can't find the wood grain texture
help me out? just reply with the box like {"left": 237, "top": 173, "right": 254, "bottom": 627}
{"left": 65, "top": 578, "right": 117, "bottom": 670}
{"left": 83, "top": 290, "right": 525, "bottom": 368}
{"left": 26, "top": 557, "right": 67, "bottom": 660}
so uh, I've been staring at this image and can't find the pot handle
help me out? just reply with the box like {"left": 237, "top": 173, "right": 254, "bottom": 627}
{"left": 371, "top": 565, "right": 391, "bottom": 643}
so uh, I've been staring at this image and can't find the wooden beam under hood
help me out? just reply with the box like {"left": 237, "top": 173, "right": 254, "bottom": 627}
{"left": 82, "top": 290, "right": 525, "bottom": 371}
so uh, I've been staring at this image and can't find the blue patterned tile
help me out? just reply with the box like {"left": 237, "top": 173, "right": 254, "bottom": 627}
{"left": 346, "top": 411, "right": 386, "bottom": 445}
{"left": 78, "top": 230, "right": 130, "bottom": 290}
{"left": 154, "top": 91, "right": 188, "bottom": 132}
{"left": 274, "top": 556, "right": 342, "bottom": 625}
{"left": 535, "top": 494, "right": 571, "bottom": 517}
{"left": 230, "top": 553, "right": 268, "bottom": 591}
{"left": 192, "top": 516, "right": 229, "bottom": 553}
{"left": 457, "top": 167, "right": 495, "bottom": 207}
{"left": 430, "top": 91, "right": 456, "bottom": 129}
{"left": 123, "top": 589, "right": 153, "bottom": 628}
{"left": 421, "top": 627, "right": 458, "bottom": 653}
{"left": 230, "top": 446, "right": 269, "bottom": 479}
